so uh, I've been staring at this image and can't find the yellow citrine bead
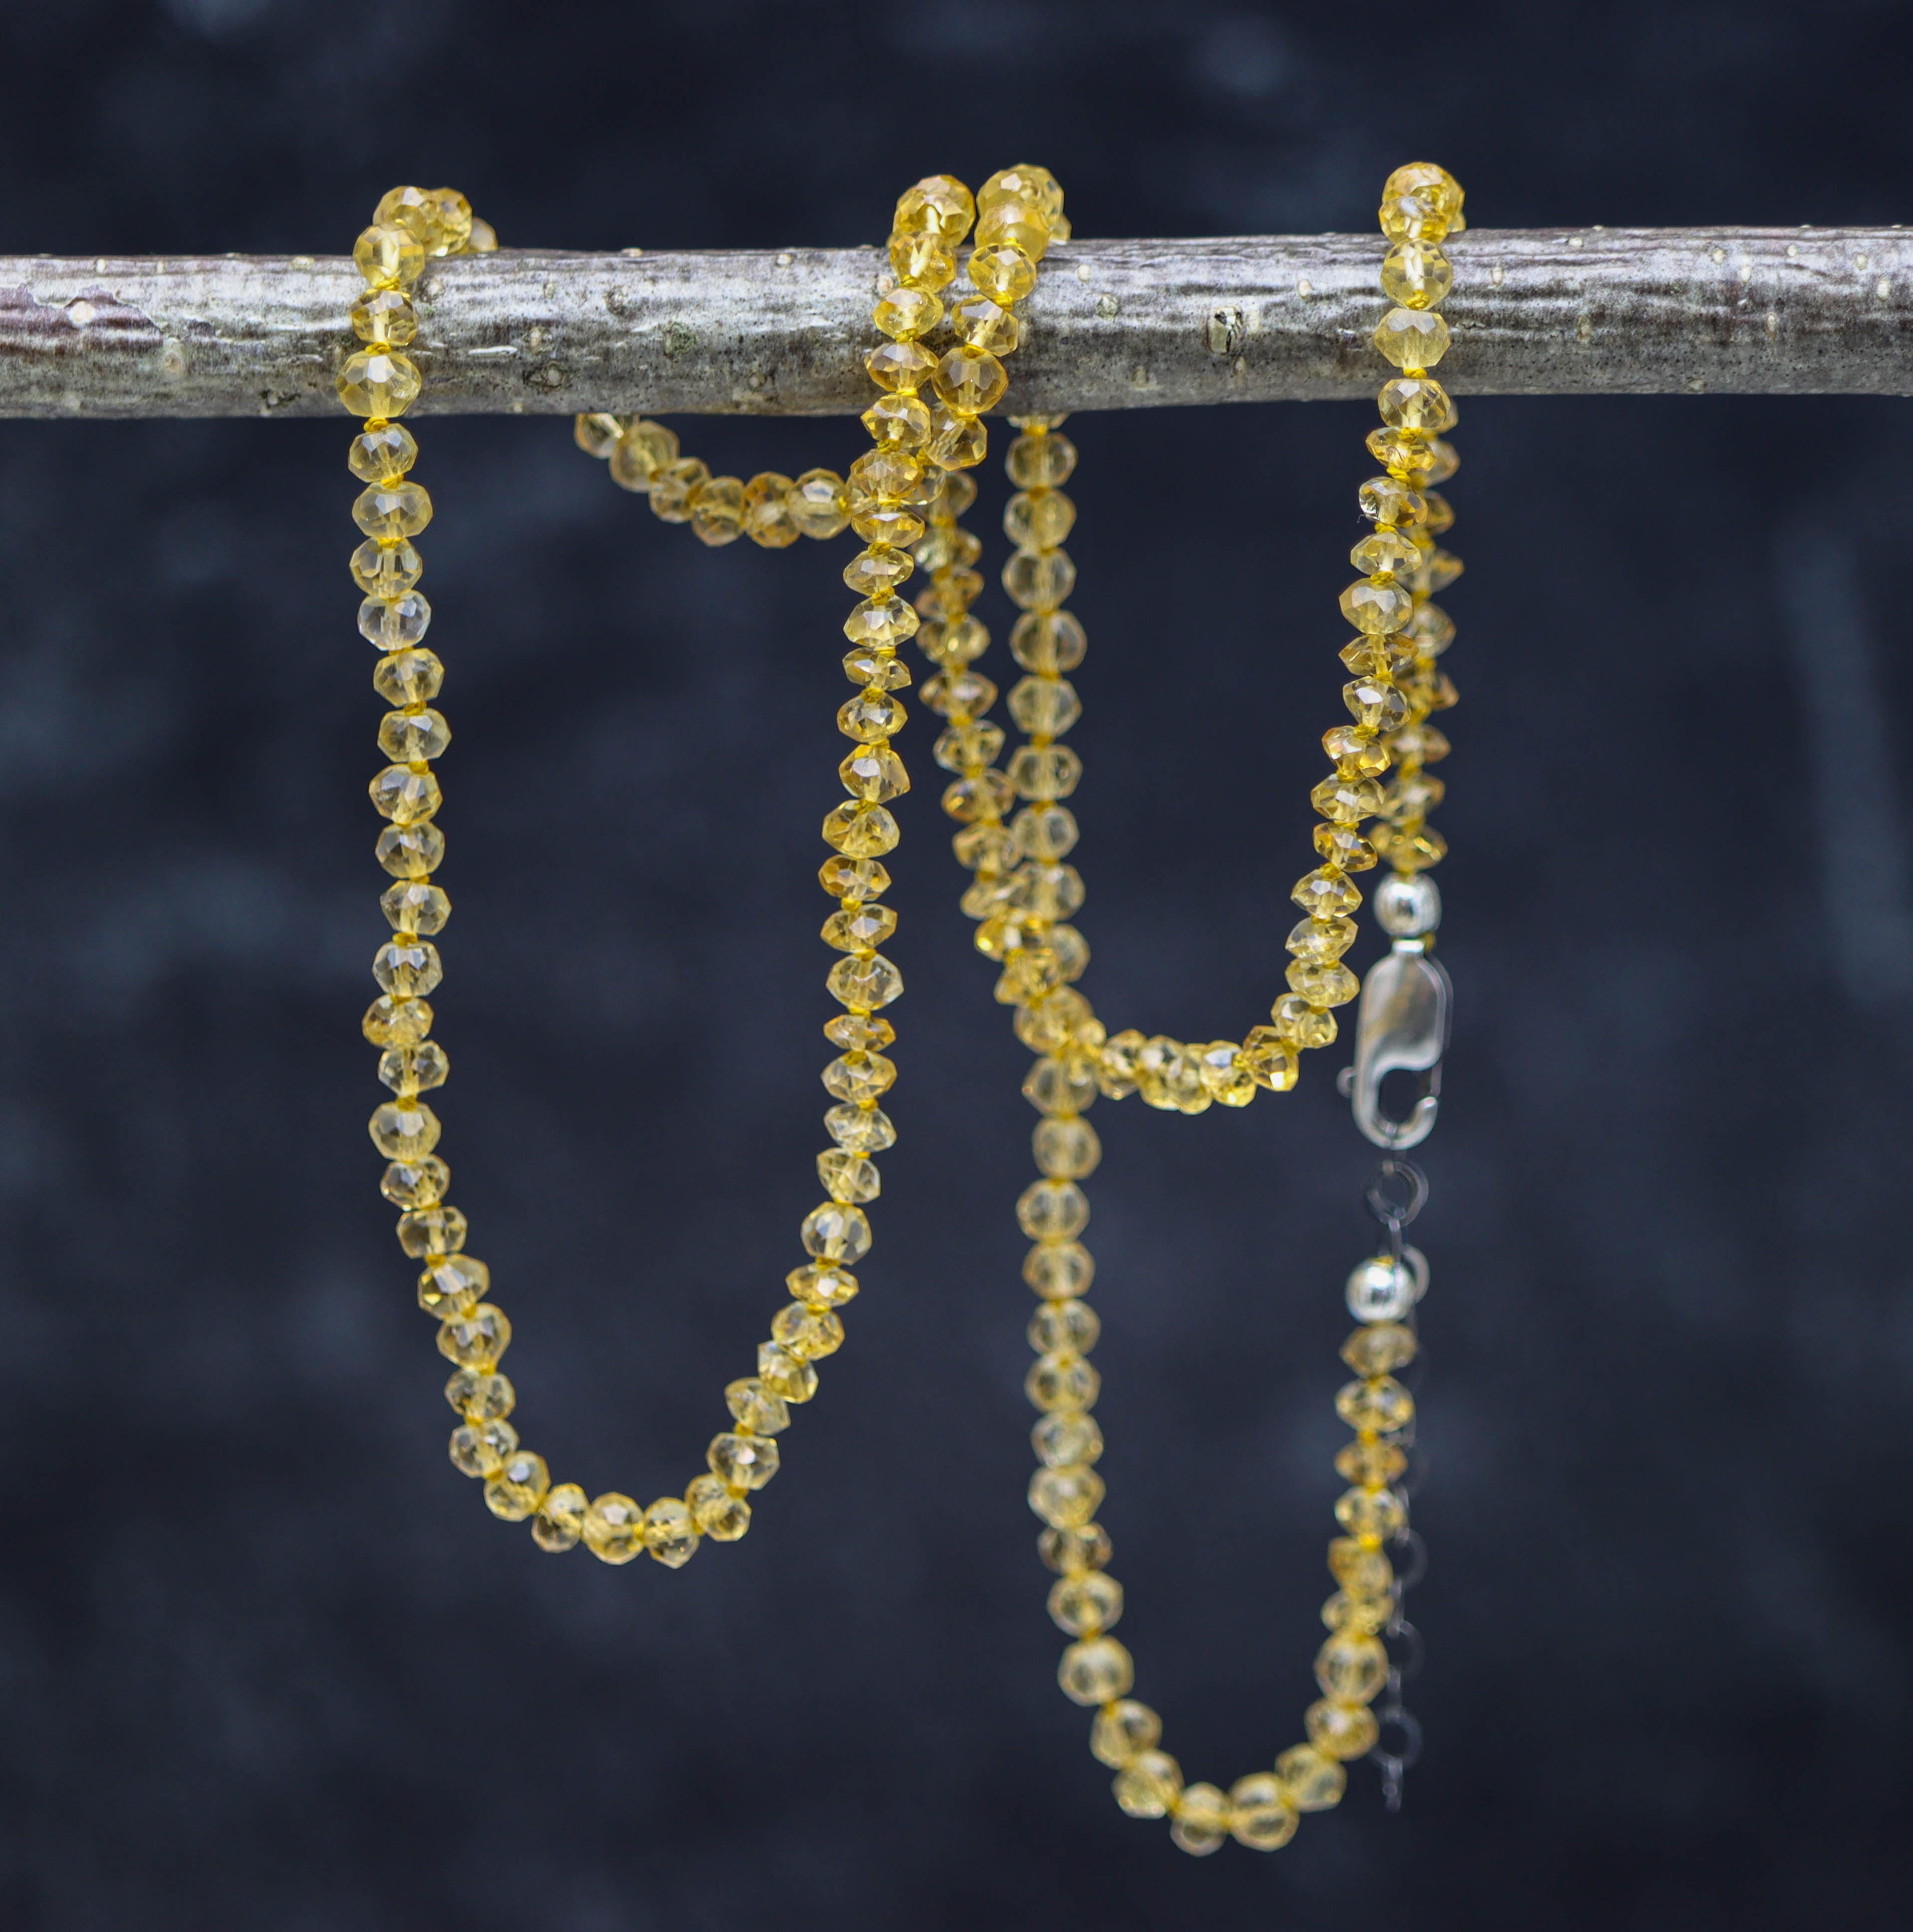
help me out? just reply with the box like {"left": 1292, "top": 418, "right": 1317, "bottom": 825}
{"left": 1329, "top": 1536, "right": 1395, "bottom": 1595}
{"left": 1335, "top": 1375, "right": 1415, "bottom": 1433}
{"left": 975, "top": 198, "right": 1051, "bottom": 260}
{"left": 350, "top": 288, "right": 417, "bottom": 346}
{"left": 1287, "top": 960, "right": 1360, "bottom": 1007}
{"left": 801, "top": 1200, "right": 872, "bottom": 1263}
{"left": 889, "top": 231, "right": 956, "bottom": 289}
{"left": 933, "top": 347, "right": 1010, "bottom": 415}
{"left": 1058, "top": 1636, "right": 1132, "bottom": 1706}
{"left": 643, "top": 1497, "right": 700, "bottom": 1568}
{"left": 418, "top": 1252, "right": 487, "bottom": 1316}
{"left": 817, "top": 1148, "right": 880, "bottom": 1203}
{"left": 1048, "top": 1570, "right": 1121, "bottom": 1639}
{"left": 1276, "top": 1743, "right": 1347, "bottom": 1812}
{"left": 532, "top": 1482, "right": 587, "bottom": 1552}
{"left": 1112, "top": 1749, "right": 1182, "bottom": 1819}
{"left": 894, "top": 174, "right": 976, "bottom": 245}
{"left": 873, "top": 285, "right": 943, "bottom": 339}
{"left": 1378, "top": 162, "right": 1465, "bottom": 242}
{"left": 1316, "top": 1632, "right": 1390, "bottom": 1703}
{"left": 1030, "top": 1463, "right": 1105, "bottom": 1530}
{"left": 1169, "top": 1784, "right": 1230, "bottom": 1857}
{"left": 1335, "top": 1438, "right": 1407, "bottom": 1487}
{"left": 726, "top": 1377, "right": 791, "bottom": 1435}
{"left": 1339, "top": 576, "right": 1416, "bottom": 635}
{"left": 1091, "top": 1698, "right": 1159, "bottom": 1767}
{"left": 352, "top": 223, "right": 425, "bottom": 289}
{"left": 1042, "top": 1521, "right": 1112, "bottom": 1576}
{"left": 968, "top": 244, "right": 1038, "bottom": 304}
{"left": 484, "top": 1450, "right": 550, "bottom": 1521}
{"left": 1380, "top": 240, "right": 1454, "bottom": 309}
{"left": 1240, "top": 1027, "right": 1299, "bottom": 1091}
{"left": 437, "top": 1303, "right": 510, "bottom": 1371}
{"left": 770, "top": 1302, "right": 844, "bottom": 1359}
{"left": 758, "top": 1340, "right": 819, "bottom": 1403}
{"left": 1341, "top": 1322, "right": 1418, "bottom": 1375}
{"left": 1335, "top": 1484, "right": 1407, "bottom": 1541}
{"left": 1286, "top": 915, "right": 1358, "bottom": 963}
{"left": 686, "top": 1472, "right": 752, "bottom": 1541}
{"left": 1378, "top": 376, "right": 1457, "bottom": 434}
{"left": 1372, "top": 306, "right": 1452, "bottom": 371}
{"left": 337, "top": 351, "right": 421, "bottom": 419}
{"left": 708, "top": 1431, "right": 781, "bottom": 1492}
{"left": 1307, "top": 1698, "right": 1381, "bottom": 1760}
{"left": 1229, "top": 1774, "right": 1299, "bottom": 1851}
{"left": 443, "top": 1365, "right": 511, "bottom": 1420}
{"left": 1026, "top": 1350, "right": 1099, "bottom": 1412}
{"left": 789, "top": 469, "right": 849, "bottom": 539}
{"left": 788, "top": 1261, "right": 861, "bottom": 1309}
{"left": 369, "top": 1098, "right": 440, "bottom": 1160}
{"left": 1270, "top": 994, "right": 1337, "bottom": 1048}
{"left": 580, "top": 1493, "right": 644, "bottom": 1564}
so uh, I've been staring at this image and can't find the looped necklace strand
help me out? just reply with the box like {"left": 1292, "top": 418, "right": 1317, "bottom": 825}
{"left": 339, "top": 173, "right": 1055, "bottom": 1568}
{"left": 910, "top": 162, "right": 1467, "bottom": 1853}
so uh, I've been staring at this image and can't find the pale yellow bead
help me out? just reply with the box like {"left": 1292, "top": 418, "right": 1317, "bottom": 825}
{"left": 532, "top": 1482, "right": 587, "bottom": 1552}
{"left": 1059, "top": 1636, "right": 1132, "bottom": 1705}
{"left": 643, "top": 1497, "right": 700, "bottom": 1568}
{"left": 581, "top": 1492, "right": 645, "bottom": 1564}
{"left": 1169, "top": 1783, "right": 1230, "bottom": 1857}
{"left": 1113, "top": 1748, "right": 1182, "bottom": 1819}
{"left": 1228, "top": 1774, "right": 1299, "bottom": 1850}
{"left": 686, "top": 1472, "right": 752, "bottom": 1540}
{"left": 1090, "top": 1697, "right": 1159, "bottom": 1766}
{"left": 1276, "top": 1743, "right": 1346, "bottom": 1812}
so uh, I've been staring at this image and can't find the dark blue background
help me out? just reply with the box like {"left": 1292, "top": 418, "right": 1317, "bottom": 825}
{"left": 1, "top": 2, "right": 1909, "bottom": 1926}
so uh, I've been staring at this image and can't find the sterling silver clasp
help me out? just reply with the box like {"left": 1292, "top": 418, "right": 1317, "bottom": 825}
{"left": 1337, "top": 941, "right": 1452, "bottom": 1150}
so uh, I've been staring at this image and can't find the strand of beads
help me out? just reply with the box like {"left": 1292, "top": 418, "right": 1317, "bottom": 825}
{"left": 919, "top": 164, "right": 1466, "bottom": 1852}
{"left": 574, "top": 412, "right": 852, "bottom": 549}
{"left": 344, "top": 186, "right": 890, "bottom": 1571}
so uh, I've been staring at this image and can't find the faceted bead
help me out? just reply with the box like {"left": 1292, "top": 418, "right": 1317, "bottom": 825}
{"left": 1316, "top": 1633, "right": 1390, "bottom": 1704}
{"left": 1375, "top": 872, "right": 1442, "bottom": 937}
{"left": 574, "top": 411, "right": 625, "bottom": 459}
{"left": 1009, "top": 862, "right": 1086, "bottom": 922}
{"left": 941, "top": 771, "right": 1016, "bottom": 824}
{"left": 919, "top": 613, "right": 990, "bottom": 667}
{"left": 1024, "top": 1054, "right": 1097, "bottom": 1120}
{"left": 843, "top": 596, "right": 920, "bottom": 649}
{"left": 1017, "top": 1178, "right": 1089, "bottom": 1241}
{"left": 889, "top": 231, "right": 957, "bottom": 290}
{"left": 1007, "top": 744, "right": 1081, "bottom": 801}
{"left": 395, "top": 1199, "right": 464, "bottom": 1254}
{"left": 1002, "top": 548, "right": 1076, "bottom": 612}
{"left": 1298, "top": 869, "right": 1368, "bottom": 919}
{"left": 1330, "top": 1538, "right": 1396, "bottom": 1599}
{"left": 1378, "top": 162, "right": 1465, "bottom": 242}
{"left": 377, "top": 709, "right": 450, "bottom": 764}
{"left": 822, "top": 1051, "right": 896, "bottom": 1104}
{"left": 1345, "top": 675, "right": 1409, "bottom": 732}
{"left": 686, "top": 1472, "right": 752, "bottom": 1541}
{"left": 771, "top": 1302, "right": 844, "bottom": 1359}
{"left": 1136, "top": 1038, "right": 1208, "bottom": 1114}
{"left": 1033, "top": 1409, "right": 1103, "bottom": 1468}
{"left": 1314, "top": 824, "right": 1378, "bottom": 871}
{"left": 372, "top": 937, "right": 442, "bottom": 999}
{"left": 708, "top": 1431, "right": 781, "bottom": 1491}
{"left": 1024, "top": 1240, "right": 1094, "bottom": 1299}
{"left": 836, "top": 691, "right": 906, "bottom": 748}
{"left": 1419, "top": 489, "right": 1455, "bottom": 535}
{"left": 352, "top": 222, "right": 426, "bottom": 289}
{"left": 354, "top": 480, "right": 433, "bottom": 540}
{"left": 1351, "top": 527, "right": 1420, "bottom": 576}
{"left": 1091, "top": 1698, "right": 1160, "bottom": 1767}
{"left": 1378, "top": 376, "right": 1456, "bottom": 434}
{"left": 450, "top": 1417, "right": 516, "bottom": 1477}
{"left": 1287, "top": 915, "right": 1358, "bottom": 963}
{"left": 927, "top": 408, "right": 991, "bottom": 470}
{"left": 1335, "top": 1485, "right": 1407, "bottom": 1541}
{"left": 1113, "top": 1749, "right": 1182, "bottom": 1819}
{"left": 360, "top": 590, "right": 431, "bottom": 649}
{"left": 444, "top": 1366, "right": 513, "bottom": 1421}
{"left": 532, "top": 1482, "right": 588, "bottom": 1552}
{"left": 1229, "top": 1774, "right": 1300, "bottom": 1851}
{"left": 893, "top": 174, "right": 976, "bottom": 245}
{"left": 741, "top": 473, "right": 801, "bottom": 549}
{"left": 1092, "top": 1029, "right": 1143, "bottom": 1099}
{"left": 417, "top": 1252, "right": 487, "bottom": 1314}
{"left": 850, "top": 505, "right": 925, "bottom": 547}
{"left": 372, "top": 647, "right": 442, "bottom": 710}
{"left": 842, "top": 648, "right": 911, "bottom": 693}
{"left": 351, "top": 288, "right": 419, "bottom": 350}
{"left": 975, "top": 200, "right": 1051, "bottom": 259}
{"left": 1322, "top": 1590, "right": 1393, "bottom": 1635}
{"left": 825, "top": 952, "right": 903, "bottom": 1012}
{"left": 383, "top": 1154, "right": 448, "bottom": 1208}
{"left": 933, "top": 347, "right": 1009, "bottom": 415}
{"left": 1381, "top": 239, "right": 1453, "bottom": 309}
{"left": 1013, "top": 986, "right": 1095, "bottom": 1053}
{"left": 866, "top": 339, "right": 939, "bottom": 394}
{"left": 1307, "top": 1698, "right": 1381, "bottom": 1761}
{"left": 375, "top": 184, "right": 470, "bottom": 255}
{"left": 968, "top": 244, "right": 1039, "bottom": 303}
{"left": 1007, "top": 676, "right": 1081, "bottom": 739}
{"left": 337, "top": 350, "right": 421, "bottom": 418}
{"left": 1169, "top": 1784, "right": 1230, "bottom": 1858}
{"left": 1341, "top": 1322, "right": 1418, "bottom": 1376}
{"left": 611, "top": 420, "right": 679, "bottom": 490}
{"left": 1275, "top": 1744, "right": 1346, "bottom": 1812}
{"left": 1240, "top": 1027, "right": 1299, "bottom": 1092}
{"left": 789, "top": 469, "right": 850, "bottom": 539}
{"left": 643, "top": 1498, "right": 700, "bottom": 1568}
{"left": 821, "top": 802, "right": 900, "bottom": 858}
{"left": 844, "top": 545, "right": 915, "bottom": 598}
{"left": 1059, "top": 1636, "right": 1132, "bottom": 1706}
{"left": 1049, "top": 1571, "right": 1121, "bottom": 1642}
{"left": 979, "top": 165, "right": 1065, "bottom": 219}
{"left": 873, "top": 285, "right": 944, "bottom": 339}
{"left": 649, "top": 458, "right": 711, "bottom": 523}
{"left": 1373, "top": 306, "right": 1452, "bottom": 371}
{"left": 1287, "top": 960, "right": 1361, "bottom": 1007}
{"left": 1335, "top": 1438, "right": 1408, "bottom": 1487}
{"left": 817, "top": 1148, "right": 880, "bottom": 1203}
{"left": 379, "top": 1040, "right": 450, "bottom": 1096}
{"left": 757, "top": 1341, "right": 818, "bottom": 1403}
{"left": 1270, "top": 995, "right": 1337, "bottom": 1048}
{"left": 1034, "top": 1115, "right": 1101, "bottom": 1177}
{"left": 1028, "top": 1298, "right": 1099, "bottom": 1355}
{"left": 1004, "top": 489, "right": 1076, "bottom": 552}
{"left": 819, "top": 857, "right": 892, "bottom": 904}
{"left": 921, "top": 668, "right": 998, "bottom": 717}
{"left": 838, "top": 744, "right": 910, "bottom": 804}
{"left": 802, "top": 1200, "right": 872, "bottom": 1263}
{"left": 1335, "top": 1376, "right": 1414, "bottom": 1434}
{"left": 351, "top": 539, "right": 422, "bottom": 599}
{"left": 581, "top": 1492, "right": 646, "bottom": 1565}
{"left": 1029, "top": 1463, "right": 1104, "bottom": 1529}
{"left": 485, "top": 1450, "right": 550, "bottom": 1521}
{"left": 1339, "top": 577, "right": 1415, "bottom": 635}
{"left": 822, "top": 1013, "right": 895, "bottom": 1051}
{"left": 1370, "top": 824, "right": 1448, "bottom": 871}
{"left": 680, "top": 474, "right": 743, "bottom": 546}
{"left": 726, "top": 1377, "right": 792, "bottom": 1435}
{"left": 820, "top": 904, "right": 897, "bottom": 954}
{"left": 1042, "top": 1522, "right": 1113, "bottom": 1577}
{"left": 826, "top": 1104, "right": 895, "bottom": 1154}
{"left": 370, "top": 1098, "right": 440, "bottom": 1160}
{"left": 1309, "top": 776, "right": 1382, "bottom": 826}
{"left": 949, "top": 295, "right": 1022, "bottom": 356}
{"left": 1358, "top": 474, "right": 1426, "bottom": 525}
{"left": 437, "top": 1302, "right": 511, "bottom": 1370}
{"left": 363, "top": 995, "right": 433, "bottom": 1048}
{"left": 934, "top": 720, "right": 1006, "bottom": 772}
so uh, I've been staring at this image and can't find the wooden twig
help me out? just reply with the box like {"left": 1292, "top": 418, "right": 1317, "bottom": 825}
{"left": 1, "top": 228, "right": 1908, "bottom": 419}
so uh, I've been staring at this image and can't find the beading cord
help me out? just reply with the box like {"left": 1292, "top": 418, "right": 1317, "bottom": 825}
{"left": 337, "top": 177, "right": 1047, "bottom": 1567}
{"left": 915, "top": 163, "right": 1466, "bottom": 1853}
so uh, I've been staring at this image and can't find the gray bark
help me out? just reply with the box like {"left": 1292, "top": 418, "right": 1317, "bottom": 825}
{"left": 1, "top": 227, "right": 1908, "bottom": 419}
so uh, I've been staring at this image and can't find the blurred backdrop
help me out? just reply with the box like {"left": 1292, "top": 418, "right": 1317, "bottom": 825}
{"left": 1, "top": 2, "right": 1910, "bottom": 1927}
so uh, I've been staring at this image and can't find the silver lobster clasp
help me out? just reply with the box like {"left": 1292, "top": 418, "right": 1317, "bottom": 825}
{"left": 1337, "top": 942, "right": 1452, "bottom": 1150}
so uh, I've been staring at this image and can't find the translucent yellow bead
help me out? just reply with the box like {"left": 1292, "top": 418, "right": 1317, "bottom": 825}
{"left": 866, "top": 339, "right": 939, "bottom": 394}
{"left": 1350, "top": 527, "right": 1420, "bottom": 577}
{"left": 1007, "top": 678, "right": 1081, "bottom": 742}
{"left": 725, "top": 1377, "right": 791, "bottom": 1435}
{"left": 837, "top": 743, "right": 910, "bottom": 805}
{"left": 941, "top": 771, "right": 1015, "bottom": 824}
{"left": 921, "top": 666, "right": 999, "bottom": 717}
{"left": 1002, "top": 549, "right": 1076, "bottom": 613}
{"left": 816, "top": 1148, "right": 879, "bottom": 1204}
{"left": 1028, "top": 1298, "right": 1099, "bottom": 1356}
{"left": 1309, "top": 776, "right": 1382, "bottom": 827}
{"left": 1366, "top": 427, "right": 1441, "bottom": 481}
{"left": 686, "top": 1472, "right": 752, "bottom": 1541}
{"left": 708, "top": 1431, "right": 780, "bottom": 1491}
{"left": 370, "top": 1098, "right": 441, "bottom": 1160}
{"left": 1275, "top": 1743, "right": 1346, "bottom": 1812}
{"left": 1339, "top": 576, "right": 1416, "bottom": 635}
{"left": 1316, "top": 1632, "right": 1390, "bottom": 1704}
{"left": 819, "top": 856, "right": 892, "bottom": 903}
{"left": 386, "top": 1154, "right": 449, "bottom": 1207}
{"left": 1007, "top": 743, "right": 1081, "bottom": 801}
{"left": 1024, "top": 1239, "right": 1094, "bottom": 1299}
{"left": 418, "top": 1252, "right": 487, "bottom": 1316}
{"left": 740, "top": 473, "right": 801, "bottom": 549}
{"left": 926, "top": 407, "right": 989, "bottom": 471}
{"left": 1029, "top": 1463, "right": 1104, "bottom": 1529}
{"left": 1032, "top": 1408, "right": 1103, "bottom": 1467}
{"left": 825, "top": 952, "right": 903, "bottom": 1012}
{"left": 1091, "top": 1697, "right": 1160, "bottom": 1766}
{"left": 1014, "top": 985, "right": 1095, "bottom": 1052}
{"left": 1016, "top": 1178, "right": 1089, "bottom": 1241}
{"left": 1335, "top": 1376, "right": 1414, "bottom": 1433}
{"left": 349, "top": 422, "right": 419, "bottom": 484}
{"left": 1240, "top": 1027, "right": 1299, "bottom": 1091}
{"left": 351, "top": 288, "right": 417, "bottom": 347}
{"left": 649, "top": 458, "right": 711, "bottom": 523}
{"left": 823, "top": 1012, "right": 895, "bottom": 1050}
{"left": 1322, "top": 1589, "right": 1393, "bottom": 1635}
{"left": 361, "top": 592, "right": 433, "bottom": 653}
{"left": 825, "top": 1103, "right": 895, "bottom": 1154}
{"left": 377, "top": 708, "right": 450, "bottom": 764}
{"left": 801, "top": 1200, "right": 871, "bottom": 1263}
{"left": 337, "top": 350, "right": 421, "bottom": 419}
{"left": 450, "top": 1416, "right": 515, "bottom": 1477}
{"left": 1341, "top": 1322, "right": 1418, "bottom": 1376}
{"left": 836, "top": 691, "right": 906, "bottom": 748}
{"left": 968, "top": 244, "right": 1039, "bottom": 303}
{"left": 874, "top": 285, "right": 943, "bottom": 340}
{"left": 1287, "top": 960, "right": 1360, "bottom": 1007}
{"left": 1059, "top": 1635, "right": 1132, "bottom": 1706}
{"left": 581, "top": 1492, "right": 645, "bottom": 1564}
{"left": 933, "top": 347, "right": 1009, "bottom": 415}
{"left": 1270, "top": 994, "right": 1337, "bottom": 1048}
{"left": 821, "top": 802, "right": 900, "bottom": 858}
{"left": 1313, "top": 824, "right": 1378, "bottom": 873}
{"left": 533, "top": 1482, "right": 587, "bottom": 1552}
{"left": 1196, "top": 1041, "right": 1258, "bottom": 1107}
{"left": 758, "top": 1341, "right": 819, "bottom": 1403}
{"left": 975, "top": 199, "right": 1051, "bottom": 260}
{"left": 1378, "top": 162, "right": 1465, "bottom": 243}
{"left": 1113, "top": 1748, "right": 1182, "bottom": 1818}
{"left": 354, "top": 479, "right": 433, "bottom": 542}
{"left": 952, "top": 295, "right": 1022, "bottom": 355}
{"left": 935, "top": 721, "right": 1006, "bottom": 773}
{"left": 1373, "top": 306, "right": 1452, "bottom": 371}
{"left": 1286, "top": 916, "right": 1357, "bottom": 964}
{"left": 574, "top": 411, "right": 625, "bottom": 459}
{"left": 394, "top": 1198, "right": 462, "bottom": 1254}
{"left": 1307, "top": 1698, "right": 1381, "bottom": 1760}
{"left": 1048, "top": 1569, "right": 1121, "bottom": 1639}
{"left": 1292, "top": 868, "right": 1363, "bottom": 921}
{"left": 1033, "top": 1115, "right": 1100, "bottom": 1178}
{"left": 1169, "top": 1783, "right": 1230, "bottom": 1857}
{"left": 1345, "top": 674, "right": 1409, "bottom": 733}
{"left": 820, "top": 900, "right": 897, "bottom": 951}
{"left": 372, "top": 937, "right": 442, "bottom": 999}
{"left": 1380, "top": 240, "right": 1454, "bottom": 309}
{"left": 485, "top": 1449, "right": 550, "bottom": 1521}
{"left": 364, "top": 994, "right": 432, "bottom": 1050}
{"left": 353, "top": 222, "right": 425, "bottom": 289}
{"left": 1329, "top": 1536, "right": 1395, "bottom": 1596}
{"left": 894, "top": 174, "right": 976, "bottom": 245}
{"left": 1378, "top": 375, "right": 1456, "bottom": 435}
{"left": 1229, "top": 1773, "right": 1299, "bottom": 1850}
{"left": 787, "top": 468, "right": 849, "bottom": 539}
{"left": 375, "top": 184, "right": 473, "bottom": 256}
{"left": 1026, "top": 1350, "right": 1099, "bottom": 1412}
{"left": 843, "top": 597, "right": 920, "bottom": 651}
{"left": 980, "top": 165, "right": 1065, "bottom": 220}
{"left": 788, "top": 1261, "right": 861, "bottom": 1309}
{"left": 444, "top": 1365, "right": 513, "bottom": 1421}
{"left": 643, "top": 1497, "right": 700, "bottom": 1568}
{"left": 1359, "top": 473, "right": 1426, "bottom": 525}
{"left": 1042, "top": 1521, "right": 1113, "bottom": 1576}
{"left": 770, "top": 1302, "right": 844, "bottom": 1360}
{"left": 1335, "top": 1438, "right": 1407, "bottom": 1487}
{"left": 889, "top": 231, "right": 957, "bottom": 290}
{"left": 689, "top": 476, "right": 746, "bottom": 547}
{"left": 371, "top": 645, "right": 442, "bottom": 711}
{"left": 610, "top": 420, "right": 679, "bottom": 491}
{"left": 437, "top": 1303, "right": 510, "bottom": 1371}
{"left": 351, "top": 539, "right": 422, "bottom": 598}
{"left": 1335, "top": 1485, "right": 1407, "bottom": 1541}
{"left": 822, "top": 1051, "right": 896, "bottom": 1105}
{"left": 1136, "top": 1037, "right": 1208, "bottom": 1114}
{"left": 381, "top": 1039, "right": 450, "bottom": 1099}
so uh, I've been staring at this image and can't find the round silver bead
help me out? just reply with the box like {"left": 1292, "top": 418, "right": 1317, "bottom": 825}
{"left": 1374, "top": 872, "right": 1442, "bottom": 937}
